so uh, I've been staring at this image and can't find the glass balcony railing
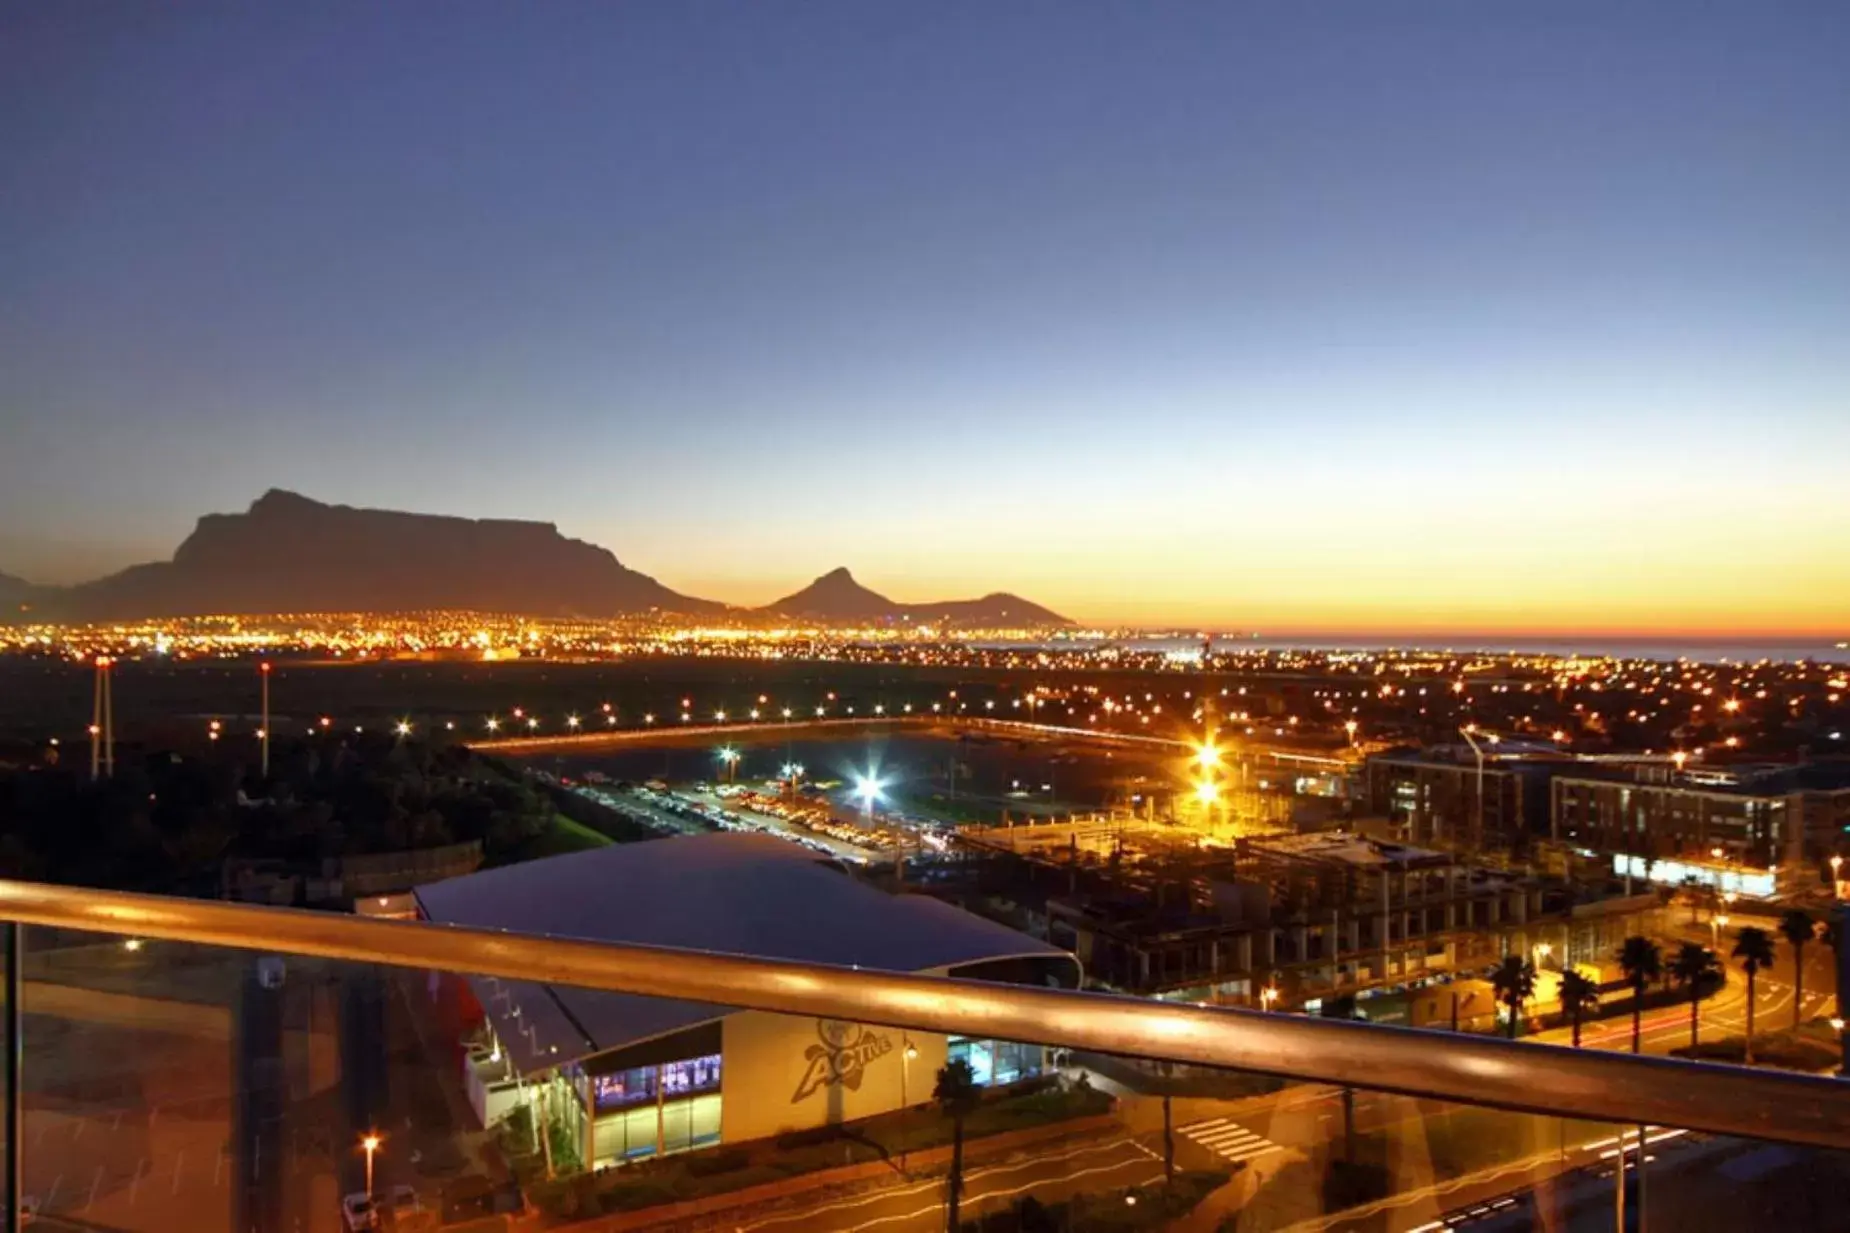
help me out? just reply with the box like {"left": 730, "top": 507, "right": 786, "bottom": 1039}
{"left": 1, "top": 879, "right": 1848, "bottom": 1232}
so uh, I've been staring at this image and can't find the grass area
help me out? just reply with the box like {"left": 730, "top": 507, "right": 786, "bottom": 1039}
{"left": 524, "top": 1078, "right": 1116, "bottom": 1219}
{"left": 966, "top": 1169, "right": 1229, "bottom": 1231}
{"left": 885, "top": 786, "right": 1074, "bottom": 828}
{"left": 495, "top": 812, "right": 612, "bottom": 864}
{"left": 1670, "top": 1018, "right": 1841, "bottom": 1071}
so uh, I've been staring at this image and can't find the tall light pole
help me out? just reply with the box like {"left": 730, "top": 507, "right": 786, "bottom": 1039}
{"left": 1458, "top": 726, "right": 1497, "bottom": 850}
{"left": 90, "top": 656, "right": 104, "bottom": 781}
{"left": 361, "top": 1132, "right": 381, "bottom": 1197}
{"left": 91, "top": 655, "right": 116, "bottom": 780}
{"left": 259, "top": 661, "right": 271, "bottom": 777}
{"left": 855, "top": 773, "right": 883, "bottom": 827}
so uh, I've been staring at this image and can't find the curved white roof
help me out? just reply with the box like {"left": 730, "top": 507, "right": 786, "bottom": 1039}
{"left": 415, "top": 832, "right": 1072, "bottom": 1072}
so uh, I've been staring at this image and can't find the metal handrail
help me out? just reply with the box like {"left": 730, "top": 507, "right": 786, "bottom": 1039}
{"left": 1, "top": 879, "right": 1846, "bottom": 1149}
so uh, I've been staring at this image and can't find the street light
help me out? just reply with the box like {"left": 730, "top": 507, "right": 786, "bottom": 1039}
{"left": 717, "top": 747, "right": 740, "bottom": 783}
{"left": 855, "top": 773, "right": 884, "bottom": 825}
{"left": 1344, "top": 719, "right": 1358, "bottom": 745}
{"left": 1259, "top": 985, "right": 1279, "bottom": 1012}
{"left": 1194, "top": 742, "right": 1221, "bottom": 770}
{"left": 361, "top": 1133, "right": 381, "bottom": 1197}
{"left": 899, "top": 1037, "right": 920, "bottom": 1172}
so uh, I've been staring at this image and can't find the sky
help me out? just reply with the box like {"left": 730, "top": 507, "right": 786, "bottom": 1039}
{"left": 3, "top": 3, "right": 1848, "bottom": 635}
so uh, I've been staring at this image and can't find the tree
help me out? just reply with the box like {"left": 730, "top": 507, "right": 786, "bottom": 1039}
{"left": 1668, "top": 942, "right": 1719, "bottom": 1048}
{"left": 1826, "top": 915, "right": 1843, "bottom": 1020}
{"left": 934, "top": 1059, "right": 981, "bottom": 1231}
{"left": 1733, "top": 926, "right": 1776, "bottom": 1064}
{"left": 1618, "top": 936, "right": 1663, "bottom": 1054}
{"left": 1490, "top": 955, "right": 1537, "bottom": 1039}
{"left": 1779, "top": 909, "right": 1816, "bottom": 1029}
{"left": 1559, "top": 969, "right": 1601, "bottom": 1047}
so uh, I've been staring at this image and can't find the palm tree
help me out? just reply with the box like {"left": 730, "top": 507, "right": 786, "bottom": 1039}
{"left": 1559, "top": 969, "right": 1601, "bottom": 1047}
{"left": 1617, "top": 936, "right": 1663, "bottom": 1054}
{"left": 1490, "top": 955, "right": 1536, "bottom": 1039}
{"left": 934, "top": 1059, "right": 981, "bottom": 1231}
{"left": 1779, "top": 909, "right": 1816, "bottom": 1028}
{"left": 1733, "top": 926, "right": 1776, "bottom": 1064}
{"left": 1827, "top": 916, "right": 1843, "bottom": 1019}
{"left": 1668, "top": 942, "right": 1720, "bottom": 1048}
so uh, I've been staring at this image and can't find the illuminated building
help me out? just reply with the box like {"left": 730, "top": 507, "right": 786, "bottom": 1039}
{"left": 413, "top": 834, "right": 1076, "bottom": 1170}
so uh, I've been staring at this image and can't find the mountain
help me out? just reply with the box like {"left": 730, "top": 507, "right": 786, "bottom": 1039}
{"left": 763, "top": 567, "right": 1069, "bottom": 627}
{"left": 0, "top": 571, "right": 39, "bottom": 616}
{"left": 35, "top": 490, "right": 722, "bottom": 621}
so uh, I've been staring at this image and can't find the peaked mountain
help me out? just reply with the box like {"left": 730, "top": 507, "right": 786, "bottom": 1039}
{"left": 763, "top": 567, "right": 1069, "bottom": 627}
{"left": 33, "top": 490, "right": 722, "bottom": 621}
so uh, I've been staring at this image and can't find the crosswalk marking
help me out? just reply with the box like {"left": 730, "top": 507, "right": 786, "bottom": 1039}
{"left": 1177, "top": 1116, "right": 1282, "bottom": 1164}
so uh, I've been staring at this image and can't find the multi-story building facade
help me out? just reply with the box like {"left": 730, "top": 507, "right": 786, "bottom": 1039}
{"left": 1042, "top": 831, "right": 1653, "bottom": 1006}
{"left": 1365, "top": 747, "right": 1561, "bottom": 855}
{"left": 1550, "top": 762, "right": 1850, "bottom": 880}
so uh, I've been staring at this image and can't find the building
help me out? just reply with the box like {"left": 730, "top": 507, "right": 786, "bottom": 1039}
{"left": 1364, "top": 746, "right": 1563, "bottom": 855}
{"left": 1551, "top": 762, "right": 1850, "bottom": 895}
{"left": 1040, "top": 830, "right": 1640, "bottom": 1007}
{"left": 413, "top": 833, "right": 1077, "bottom": 1171}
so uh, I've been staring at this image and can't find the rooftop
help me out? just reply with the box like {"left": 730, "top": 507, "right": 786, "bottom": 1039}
{"left": 1249, "top": 831, "right": 1452, "bottom": 869}
{"left": 415, "top": 832, "right": 1071, "bottom": 1072}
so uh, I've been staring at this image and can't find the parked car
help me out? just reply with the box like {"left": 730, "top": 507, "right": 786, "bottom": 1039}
{"left": 341, "top": 1192, "right": 378, "bottom": 1231}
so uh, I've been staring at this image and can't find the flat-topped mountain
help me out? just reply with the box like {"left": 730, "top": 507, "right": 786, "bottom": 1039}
{"left": 1, "top": 493, "right": 1073, "bottom": 626}
{"left": 29, "top": 490, "right": 719, "bottom": 620}
{"left": 763, "top": 567, "right": 1069, "bottom": 627}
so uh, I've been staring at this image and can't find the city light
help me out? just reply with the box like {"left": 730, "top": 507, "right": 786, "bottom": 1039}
{"left": 1194, "top": 742, "right": 1221, "bottom": 769}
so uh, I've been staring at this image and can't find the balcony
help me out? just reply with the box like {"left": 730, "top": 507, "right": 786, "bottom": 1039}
{"left": 0, "top": 878, "right": 1847, "bottom": 1232}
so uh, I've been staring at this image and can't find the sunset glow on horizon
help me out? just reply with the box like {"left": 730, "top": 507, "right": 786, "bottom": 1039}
{"left": 4, "top": 5, "right": 1846, "bottom": 640}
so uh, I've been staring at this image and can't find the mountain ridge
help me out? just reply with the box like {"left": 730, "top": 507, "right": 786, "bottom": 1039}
{"left": 21, "top": 490, "right": 718, "bottom": 621}
{"left": 762, "top": 567, "right": 1069, "bottom": 627}
{"left": 1, "top": 492, "right": 1070, "bottom": 626}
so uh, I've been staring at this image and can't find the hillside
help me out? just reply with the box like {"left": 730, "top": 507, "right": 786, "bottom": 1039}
{"left": 32, "top": 490, "right": 721, "bottom": 620}
{"left": 762, "top": 567, "right": 1069, "bottom": 627}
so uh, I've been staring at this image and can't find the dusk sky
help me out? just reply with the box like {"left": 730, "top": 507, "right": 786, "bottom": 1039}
{"left": 4, "top": 3, "right": 1847, "bottom": 634}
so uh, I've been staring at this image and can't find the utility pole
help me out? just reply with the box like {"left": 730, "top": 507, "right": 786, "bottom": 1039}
{"left": 90, "top": 656, "right": 115, "bottom": 780}
{"left": 90, "top": 657, "right": 104, "bottom": 780}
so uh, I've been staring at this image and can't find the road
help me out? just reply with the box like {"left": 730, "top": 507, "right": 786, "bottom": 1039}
{"left": 726, "top": 1136, "right": 1166, "bottom": 1233}
{"left": 1533, "top": 917, "right": 1838, "bottom": 1056}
